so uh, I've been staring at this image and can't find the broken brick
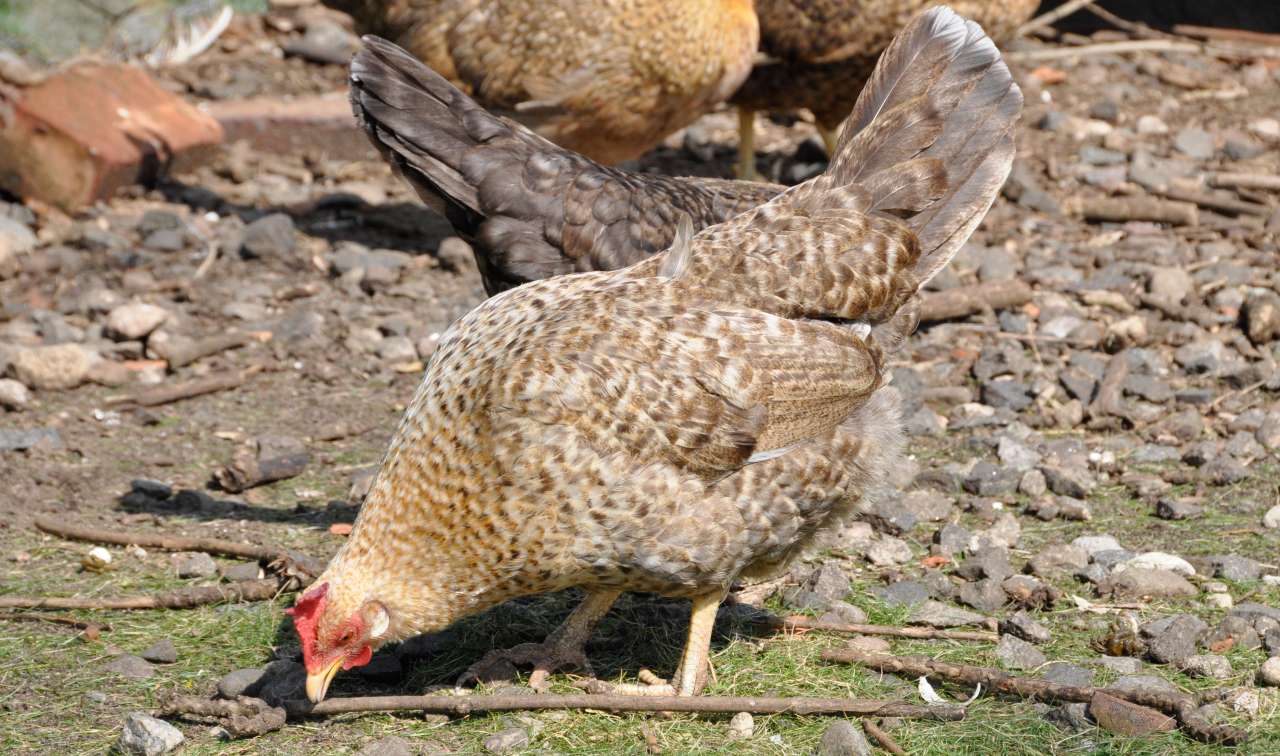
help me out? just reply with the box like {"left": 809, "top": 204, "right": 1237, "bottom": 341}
{"left": 0, "top": 62, "right": 223, "bottom": 210}
{"left": 205, "top": 93, "right": 376, "bottom": 162}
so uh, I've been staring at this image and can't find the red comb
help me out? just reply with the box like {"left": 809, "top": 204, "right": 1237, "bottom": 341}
{"left": 286, "top": 581, "right": 329, "bottom": 618}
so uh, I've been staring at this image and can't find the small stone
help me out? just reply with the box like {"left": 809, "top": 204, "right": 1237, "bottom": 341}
{"left": 1136, "top": 115, "right": 1169, "bottom": 135}
{"left": 1155, "top": 498, "right": 1202, "bottom": 520}
{"left": 1147, "top": 267, "right": 1193, "bottom": 303}
{"left": 118, "top": 712, "right": 184, "bottom": 755}
{"left": 221, "top": 562, "right": 264, "bottom": 582}
{"left": 1000, "top": 610, "right": 1052, "bottom": 644}
{"left": 1040, "top": 465, "right": 1094, "bottom": 499}
{"left": 1092, "top": 656, "right": 1143, "bottom": 675}
{"left": 1142, "top": 614, "right": 1208, "bottom": 664}
{"left": 957, "top": 547, "right": 1013, "bottom": 581}
{"left": 1205, "top": 594, "right": 1234, "bottom": 610}
{"left": 1242, "top": 293, "right": 1280, "bottom": 345}
{"left": 997, "top": 634, "right": 1047, "bottom": 671}
{"left": 874, "top": 580, "right": 929, "bottom": 609}
{"left": 1045, "top": 702, "right": 1091, "bottom": 732}
{"left": 1042, "top": 662, "right": 1093, "bottom": 687}
{"left": 10, "top": 343, "right": 92, "bottom": 390}
{"left": 1174, "top": 339, "right": 1224, "bottom": 375}
{"left": 105, "top": 655, "right": 155, "bottom": 679}
{"left": 959, "top": 578, "right": 1006, "bottom": 612}
{"left": 908, "top": 600, "right": 986, "bottom": 628}
{"left": 282, "top": 18, "right": 359, "bottom": 66}
{"left": 817, "top": 720, "right": 872, "bottom": 756}
{"left": 1028, "top": 543, "right": 1088, "bottom": 576}
{"left": 1180, "top": 654, "right": 1232, "bottom": 680}
{"left": 241, "top": 213, "right": 297, "bottom": 261}
{"left": 934, "top": 523, "right": 971, "bottom": 556}
{"left": 728, "top": 711, "right": 754, "bottom": 740}
{"left": 1259, "top": 657, "right": 1280, "bottom": 687}
{"left": 1203, "top": 458, "right": 1249, "bottom": 486}
{"left": 357, "top": 735, "right": 414, "bottom": 756}
{"left": 1018, "top": 469, "right": 1047, "bottom": 497}
{"left": 1121, "top": 552, "right": 1196, "bottom": 576}
{"left": 981, "top": 379, "right": 1032, "bottom": 411}
{"left": 819, "top": 601, "right": 868, "bottom": 626}
{"left": 106, "top": 302, "right": 168, "bottom": 341}
{"left": 483, "top": 726, "right": 529, "bottom": 753}
{"left": 1209, "top": 554, "right": 1262, "bottom": 582}
{"left": 1072, "top": 534, "right": 1122, "bottom": 558}
{"left": 0, "top": 427, "right": 63, "bottom": 452}
{"left": 1089, "top": 693, "right": 1175, "bottom": 736}
{"left": 217, "top": 667, "right": 265, "bottom": 699}
{"left": 1264, "top": 505, "right": 1280, "bottom": 530}
{"left": 807, "top": 562, "right": 852, "bottom": 605}
{"left": 139, "top": 638, "right": 177, "bottom": 664}
{"left": 0, "top": 378, "right": 31, "bottom": 409}
{"left": 962, "top": 461, "right": 1020, "bottom": 496}
{"left": 1173, "top": 127, "right": 1215, "bottom": 159}
{"left": 173, "top": 551, "right": 218, "bottom": 579}
{"left": 1103, "top": 568, "right": 1197, "bottom": 599}
{"left": 866, "top": 535, "right": 912, "bottom": 566}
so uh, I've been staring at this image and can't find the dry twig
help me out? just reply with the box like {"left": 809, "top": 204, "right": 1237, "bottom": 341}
{"left": 0, "top": 611, "right": 110, "bottom": 631}
{"left": 33, "top": 516, "right": 319, "bottom": 578}
{"left": 769, "top": 615, "right": 997, "bottom": 643}
{"left": 0, "top": 577, "right": 297, "bottom": 610}
{"left": 918, "top": 280, "right": 1033, "bottom": 323}
{"left": 822, "top": 649, "right": 1247, "bottom": 745}
{"left": 1016, "top": 0, "right": 1095, "bottom": 36}
{"left": 1063, "top": 196, "right": 1198, "bottom": 226}
{"left": 118, "top": 371, "right": 246, "bottom": 407}
{"left": 862, "top": 719, "right": 907, "bottom": 756}
{"left": 153, "top": 332, "right": 253, "bottom": 369}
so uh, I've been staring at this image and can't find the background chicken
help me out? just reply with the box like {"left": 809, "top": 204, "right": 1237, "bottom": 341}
{"left": 290, "top": 6, "right": 1020, "bottom": 703}
{"left": 731, "top": 0, "right": 1039, "bottom": 178}
{"left": 350, "top": 35, "right": 782, "bottom": 295}
{"left": 321, "top": 0, "right": 759, "bottom": 165}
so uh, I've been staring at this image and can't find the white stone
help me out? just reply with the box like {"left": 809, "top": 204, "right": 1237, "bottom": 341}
{"left": 1116, "top": 552, "right": 1195, "bottom": 577}
{"left": 106, "top": 302, "right": 169, "bottom": 341}
{"left": 1135, "top": 115, "right": 1169, "bottom": 135}
{"left": 1263, "top": 505, "right": 1280, "bottom": 530}
{"left": 728, "top": 711, "right": 754, "bottom": 740}
{"left": 1071, "top": 534, "right": 1122, "bottom": 557}
{"left": 1259, "top": 657, "right": 1280, "bottom": 687}
{"left": 0, "top": 378, "right": 31, "bottom": 409}
{"left": 866, "top": 535, "right": 912, "bottom": 566}
{"left": 10, "top": 344, "right": 93, "bottom": 390}
{"left": 1204, "top": 593, "right": 1233, "bottom": 610}
{"left": 117, "top": 712, "right": 184, "bottom": 755}
{"left": 1249, "top": 117, "right": 1280, "bottom": 140}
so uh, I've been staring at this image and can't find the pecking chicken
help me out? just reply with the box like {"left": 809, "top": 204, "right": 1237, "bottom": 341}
{"left": 320, "top": 0, "right": 760, "bottom": 165}
{"left": 290, "top": 6, "right": 1021, "bottom": 703}
{"left": 730, "top": 0, "right": 1038, "bottom": 178}
{"left": 349, "top": 33, "right": 782, "bottom": 296}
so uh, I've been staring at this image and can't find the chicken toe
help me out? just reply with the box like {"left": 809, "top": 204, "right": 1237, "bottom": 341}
{"left": 457, "top": 589, "right": 620, "bottom": 691}
{"left": 590, "top": 591, "right": 722, "bottom": 697}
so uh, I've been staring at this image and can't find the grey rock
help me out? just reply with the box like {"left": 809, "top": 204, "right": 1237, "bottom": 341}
{"left": 221, "top": 561, "right": 264, "bottom": 582}
{"left": 1045, "top": 702, "right": 1092, "bottom": 732}
{"left": 1092, "top": 656, "right": 1143, "bottom": 675}
{"left": 357, "top": 735, "right": 415, "bottom": 756}
{"left": 866, "top": 535, "right": 912, "bottom": 566}
{"left": 1265, "top": 505, "right": 1280, "bottom": 530}
{"left": 1259, "top": 657, "right": 1280, "bottom": 687}
{"left": 1147, "top": 267, "right": 1193, "bottom": 303}
{"left": 957, "top": 547, "right": 1013, "bottom": 581}
{"left": 809, "top": 563, "right": 852, "bottom": 604}
{"left": 1231, "top": 603, "right": 1280, "bottom": 624}
{"left": 1123, "top": 375, "right": 1173, "bottom": 403}
{"left": 174, "top": 551, "right": 218, "bottom": 579}
{"left": 874, "top": 580, "right": 929, "bottom": 609}
{"left": 898, "top": 490, "right": 954, "bottom": 522}
{"left": 997, "top": 634, "right": 1047, "bottom": 671}
{"left": 1072, "top": 534, "right": 1121, "bottom": 558}
{"left": 1092, "top": 549, "right": 1134, "bottom": 571}
{"left": 908, "top": 600, "right": 986, "bottom": 628}
{"left": 1104, "top": 568, "right": 1197, "bottom": 599}
{"left": 1040, "top": 465, "right": 1095, "bottom": 499}
{"left": 139, "top": 638, "right": 177, "bottom": 664}
{"left": 1080, "top": 145, "right": 1126, "bottom": 166}
{"left": 819, "top": 601, "right": 868, "bottom": 626}
{"left": 1206, "top": 616, "right": 1261, "bottom": 652}
{"left": 959, "top": 578, "right": 1006, "bottom": 613}
{"left": 1174, "top": 127, "right": 1215, "bottom": 159}
{"left": 241, "top": 213, "right": 296, "bottom": 260}
{"left": 1174, "top": 339, "right": 1224, "bottom": 374}
{"left": 1203, "top": 458, "right": 1249, "bottom": 486}
{"left": 1180, "top": 654, "right": 1233, "bottom": 680}
{"left": 1209, "top": 555, "right": 1262, "bottom": 582}
{"left": 728, "top": 711, "right": 754, "bottom": 740}
{"left": 1028, "top": 544, "right": 1089, "bottom": 576}
{"left": 1155, "top": 498, "right": 1202, "bottom": 520}
{"left": 10, "top": 343, "right": 92, "bottom": 390}
{"left": 1042, "top": 662, "right": 1094, "bottom": 687}
{"left": 0, "top": 427, "right": 63, "bottom": 452}
{"left": 1141, "top": 614, "right": 1208, "bottom": 664}
{"left": 934, "top": 523, "right": 971, "bottom": 556}
{"left": 254, "top": 660, "right": 306, "bottom": 706}
{"left": 1107, "top": 674, "right": 1180, "bottom": 698}
{"left": 1130, "top": 444, "right": 1180, "bottom": 464}
{"left": 118, "top": 712, "right": 184, "bottom": 755}
{"left": 1266, "top": 629, "right": 1280, "bottom": 656}
{"left": 376, "top": 335, "right": 418, "bottom": 363}
{"left": 1059, "top": 368, "right": 1097, "bottom": 403}
{"left": 817, "top": 720, "right": 872, "bottom": 756}
{"left": 1019, "top": 469, "right": 1047, "bottom": 497}
{"left": 105, "top": 655, "right": 154, "bottom": 679}
{"left": 106, "top": 302, "right": 168, "bottom": 341}
{"left": 217, "top": 667, "right": 265, "bottom": 698}
{"left": 483, "top": 726, "right": 530, "bottom": 753}
{"left": 981, "top": 379, "right": 1032, "bottom": 411}
{"left": 998, "top": 437, "right": 1041, "bottom": 471}
{"left": 962, "top": 461, "right": 1020, "bottom": 497}
{"left": 1000, "top": 610, "right": 1052, "bottom": 644}
{"left": 283, "top": 19, "right": 359, "bottom": 65}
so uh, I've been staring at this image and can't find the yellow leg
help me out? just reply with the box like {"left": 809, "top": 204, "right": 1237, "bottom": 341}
{"left": 459, "top": 588, "right": 621, "bottom": 691}
{"left": 673, "top": 591, "right": 722, "bottom": 695}
{"left": 736, "top": 108, "right": 760, "bottom": 181}
{"left": 819, "top": 124, "right": 839, "bottom": 159}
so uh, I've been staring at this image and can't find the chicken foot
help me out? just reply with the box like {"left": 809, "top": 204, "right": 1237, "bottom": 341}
{"left": 596, "top": 590, "right": 723, "bottom": 697}
{"left": 735, "top": 108, "right": 760, "bottom": 181}
{"left": 458, "top": 589, "right": 620, "bottom": 691}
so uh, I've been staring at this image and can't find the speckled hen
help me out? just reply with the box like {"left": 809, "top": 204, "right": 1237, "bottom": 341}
{"left": 290, "top": 6, "right": 1022, "bottom": 703}
{"left": 321, "top": 0, "right": 760, "bottom": 164}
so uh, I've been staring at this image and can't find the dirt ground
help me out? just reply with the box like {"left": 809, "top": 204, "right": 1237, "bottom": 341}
{"left": 1, "top": 9, "right": 1280, "bottom": 756}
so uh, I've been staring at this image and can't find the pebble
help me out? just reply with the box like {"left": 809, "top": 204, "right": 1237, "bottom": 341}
{"left": 1262, "top": 505, "right": 1280, "bottom": 530}
{"left": 908, "top": 600, "right": 986, "bottom": 628}
{"left": 1180, "top": 654, "right": 1232, "bottom": 680}
{"left": 216, "top": 667, "right": 265, "bottom": 699}
{"left": 865, "top": 535, "right": 912, "bottom": 566}
{"left": 1259, "top": 657, "right": 1280, "bottom": 687}
{"left": 1173, "top": 127, "right": 1215, "bottom": 159}
{"left": 483, "top": 726, "right": 530, "bottom": 753}
{"left": 1204, "top": 594, "right": 1234, "bottom": 610}
{"left": 139, "top": 638, "right": 177, "bottom": 664}
{"left": 106, "top": 302, "right": 169, "bottom": 341}
{"left": 173, "top": 551, "right": 218, "bottom": 579}
{"left": 10, "top": 343, "right": 93, "bottom": 390}
{"left": 240, "top": 213, "right": 297, "bottom": 260}
{"left": 1092, "top": 656, "right": 1142, "bottom": 675}
{"left": 117, "top": 712, "right": 184, "bottom": 755}
{"left": 1072, "top": 534, "right": 1121, "bottom": 558}
{"left": 221, "top": 561, "right": 264, "bottom": 582}
{"left": 356, "top": 735, "right": 415, "bottom": 756}
{"left": 1120, "top": 552, "right": 1195, "bottom": 577}
{"left": 0, "top": 427, "right": 63, "bottom": 452}
{"left": 996, "top": 634, "right": 1047, "bottom": 670}
{"left": 1028, "top": 543, "right": 1088, "bottom": 576}
{"left": 728, "top": 711, "right": 754, "bottom": 739}
{"left": 1104, "top": 568, "right": 1197, "bottom": 599}
{"left": 1208, "top": 554, "right": 1261, "bottom": 582}
{"left": 1041, "top": 662, "right": 1093, "bottom": 687}
{"left": 0, "top": 377, "right": 31, "bottom": 409}
{"left": 104, "top": 655, "right": 155, "bottom": 679}
{"left": 873, "top": 580, "right": 928, "bottom": 609}
{"left": 1135, "top": 114, "right": 1169, "bottom": 135}
{"left": 959, "top": 578, "right": 1006, "bottom": 613}
{"left": 1141, "top": 614, "right": 1208, "bottom": 664}
{"left": 1000, "top": 610, "right": 1053, "bottom": 644}
{"left": 817, "top": 720, "right": 871, "bottom": 756}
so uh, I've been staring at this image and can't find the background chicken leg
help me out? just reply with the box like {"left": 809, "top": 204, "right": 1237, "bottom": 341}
{"left": 458, "top": 589, "right": 621, "bottom": 691}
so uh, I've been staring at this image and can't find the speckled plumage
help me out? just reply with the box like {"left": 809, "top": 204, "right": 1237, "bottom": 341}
{"left": 324, "top": 0, "right": 759, "bottom": 165}
{"left": 349, "top": 37, "right": 781, "bottom": 295}
{"left": 733, "top": 0, "right": 1038, "bottom": 132}
{"left": 294, "top": 7, "right": 1022, "bottom": 700}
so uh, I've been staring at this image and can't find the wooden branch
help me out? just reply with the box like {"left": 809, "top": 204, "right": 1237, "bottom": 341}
{"left": 918, "top": 280, "right": 1033, "bottom": 323}
{"left": 32, "top": 516, "right": 319, "bottom": 578}
{"left": 117, "top": 371, "right": 245, "bottom": 407}
{"left": 153, "top": 332, "right": 252, "bottom": 369}
{"left": 0, "top": 611, "right": 110, "bottom": 631}
{"left": 215, "top": 448, "right": 311, "bottom": 493}
{"left": 1152, "top": 186, "right": 1271, "bottom": 217}
{"left": 822, "top": 649, "right": 1247, "bottom": 745}
{"left": 0, "top": 577, "right": 297, "bottom": 610}
{"left": 1063, "top": 196, "right": 1198, "bottom": 226}
{"left": 863, "top": 719, "right": 906, "bottom": 756}
{"left": 1173, "top": 24, "right": 1280, "bottom": 47}
{"left": 769, "top": 615, "right": 998, "bottom": 643}
{"left": 293, "top": 693, "right": 964, "bottom": 720}
{"left": 1207, "top": 173, "right": 1280, "bottom": 192}
{"left": 1017, "top": 0, "right": 1095, "bottom": 36}
{"left": 1006, "top": 39, "right": 1203, "bottom": 62}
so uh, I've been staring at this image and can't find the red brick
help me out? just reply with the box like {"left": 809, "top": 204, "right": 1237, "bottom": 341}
{"left": 0, "top": 62, "right": 223, "bottom": 210}
{"left": 205, "top": 93, "right": 376, "bottom": 162}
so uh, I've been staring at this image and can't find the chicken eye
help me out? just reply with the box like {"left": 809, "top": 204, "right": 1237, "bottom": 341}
{"left": 338, "top": 629, "right": 355, "bottom": 645}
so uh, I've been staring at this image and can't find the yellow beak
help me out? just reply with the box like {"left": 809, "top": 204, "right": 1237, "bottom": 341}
{"left": 305, "top": 658, "right": 344, "bottom": 703}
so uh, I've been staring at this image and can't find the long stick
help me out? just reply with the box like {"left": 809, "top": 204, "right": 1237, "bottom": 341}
{"left": 0, "top": 611, "right": 111, "bottom": 631}
{"left": 296, "top": 694, "right": 964, "bottom": 720}
{"left": 32, "top": 516, "right": 318, "bottom": 577}
{"left": 0, "top": 578, "right": 295, "bottom": 610}
{"left": 117, "top": 371, "right": 245, "bottom": 407}
{"left": 1016, "top": 0, "right": 1096, "bottom": 36}
{"left": 863, "top": 719, "right": 907, "bottom": 756}
{"left": 771, "top": 615, "right": 997, "bottom": 643}
{"left": 821, "top": 649, "right": 1247, "bottom": 745}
